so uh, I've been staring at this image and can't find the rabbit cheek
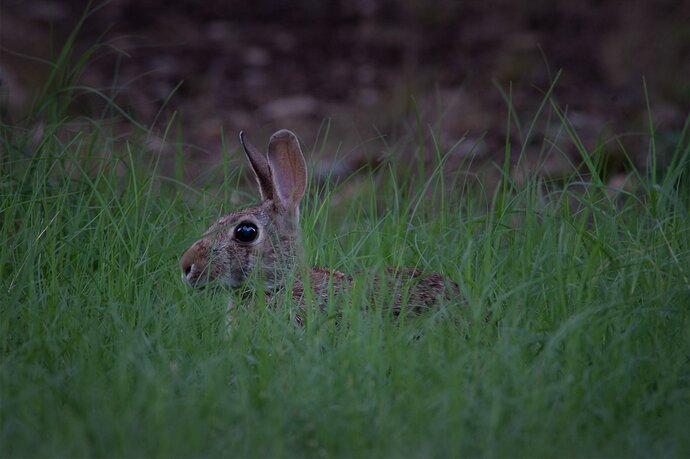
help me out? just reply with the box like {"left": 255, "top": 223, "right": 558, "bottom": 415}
{"left": 225, "top": 246, "right": 258, "bottom": 288}
{"left": 227, "top": 264, "right": 249, "bottom": 287}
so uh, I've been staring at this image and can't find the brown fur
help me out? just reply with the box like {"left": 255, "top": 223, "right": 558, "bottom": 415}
{"left": 180, "top": 130, "right": 461, "bottom": 324}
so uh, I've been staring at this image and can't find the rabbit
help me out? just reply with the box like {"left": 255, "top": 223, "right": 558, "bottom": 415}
{"left": 180, "top": 129, "right": 460, "bottom": 323}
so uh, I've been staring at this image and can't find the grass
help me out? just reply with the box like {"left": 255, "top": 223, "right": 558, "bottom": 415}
{"left": 1, "top": 64, "right": 690, "bottom": 457}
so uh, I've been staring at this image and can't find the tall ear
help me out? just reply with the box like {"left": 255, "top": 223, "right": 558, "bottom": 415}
{"left": 266, "top": 129, "right": 307, "bottom": 212}
{"left": 239, "top": 131, "right": 273, "bottom": 201}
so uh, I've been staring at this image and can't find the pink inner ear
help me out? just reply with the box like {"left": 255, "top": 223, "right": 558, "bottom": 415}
{"left": 273, "top": 154, "right": 304, "bottom": 207}
{"left": 267, "top": 131, "right": 307, "bottom": 211}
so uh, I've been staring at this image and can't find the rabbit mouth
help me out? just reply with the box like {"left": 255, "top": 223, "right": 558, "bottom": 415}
{"left": 182, "top": 272, "right": 204, "bottom": 289}
{"left": 183, "top": 278, "right": 207, "bottom": 291}
{"left": 181, "top": 263, "right": 215, "bottom": 289}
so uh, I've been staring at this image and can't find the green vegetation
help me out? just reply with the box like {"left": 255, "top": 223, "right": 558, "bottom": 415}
{"left": 1, "top": 67, "right": 689, "bottom": 457}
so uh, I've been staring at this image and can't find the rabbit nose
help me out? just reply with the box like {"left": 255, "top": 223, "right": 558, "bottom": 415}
{"left": 180, "top": 247, "right": 197, "bottom": 285}
{"left": 180, "top": 253, "right": 193, "bottom": 274}
{"left": 180, "top": 262, "right": 194, "bottom": 287}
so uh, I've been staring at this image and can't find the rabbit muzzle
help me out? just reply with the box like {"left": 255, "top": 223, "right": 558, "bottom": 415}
{"left": 180, "top": 240, "right": 214, "bottom": 288}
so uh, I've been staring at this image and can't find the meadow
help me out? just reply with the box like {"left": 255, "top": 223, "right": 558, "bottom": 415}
{"left": 1, "top": 73, "right": 689, "bottom": 458}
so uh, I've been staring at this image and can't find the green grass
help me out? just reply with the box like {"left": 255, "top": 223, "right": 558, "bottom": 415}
{"left": 2, "top": 81, "right": 690, "bottom": 457}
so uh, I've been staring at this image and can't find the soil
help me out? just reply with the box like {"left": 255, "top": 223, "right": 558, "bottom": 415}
{"left": 1, "top": 0, "right": 688, "bottom": 187}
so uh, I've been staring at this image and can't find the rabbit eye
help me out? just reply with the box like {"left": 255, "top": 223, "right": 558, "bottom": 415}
{"left": 234, "top": 221, "right": 258, "bottom": 243}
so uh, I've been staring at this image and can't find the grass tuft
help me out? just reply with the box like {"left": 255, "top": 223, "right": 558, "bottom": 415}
{"left": 1, "top": 66, "right": 689, "bottom": 457}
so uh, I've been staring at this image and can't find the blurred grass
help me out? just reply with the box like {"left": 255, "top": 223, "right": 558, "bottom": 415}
{"left": 1, "top": 45, "right": 690, "bottom": 458}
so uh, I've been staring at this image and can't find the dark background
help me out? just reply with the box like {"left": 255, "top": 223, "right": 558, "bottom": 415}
{"left": 1, "top": 0, "right": 688, "bottom": 184}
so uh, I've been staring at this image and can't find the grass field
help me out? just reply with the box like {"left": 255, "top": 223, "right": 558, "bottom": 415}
{"left": 1, "top": 82, "right": 689, "bottom": 458}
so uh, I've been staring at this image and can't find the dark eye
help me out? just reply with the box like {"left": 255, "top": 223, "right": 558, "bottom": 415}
{"left": 234, "top": 221, "right": 258, "bottom": 243}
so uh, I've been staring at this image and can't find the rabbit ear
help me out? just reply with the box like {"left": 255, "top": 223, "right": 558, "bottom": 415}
{"left": 240, "top": 131, "right": 274, "bottom": 201}
{"left": 267, "top": 129, "right": 307, "bottom": 212}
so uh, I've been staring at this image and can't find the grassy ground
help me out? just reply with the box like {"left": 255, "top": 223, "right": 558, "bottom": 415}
{"left": 1, "top": 87, "right": 689, "bottom": 458}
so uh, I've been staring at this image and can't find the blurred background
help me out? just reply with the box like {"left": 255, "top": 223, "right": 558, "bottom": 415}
{"left": 1, "top": 0, "right": 688, "bottom": 186}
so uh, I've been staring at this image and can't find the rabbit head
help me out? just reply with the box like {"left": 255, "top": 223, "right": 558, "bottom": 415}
{"left": 180, "top": 129, "right": 307, "bottom": 291}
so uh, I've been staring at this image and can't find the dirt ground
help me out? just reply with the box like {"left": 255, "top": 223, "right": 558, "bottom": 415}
{"left": 1, "top": 0, "right": 688, "bottom": 187}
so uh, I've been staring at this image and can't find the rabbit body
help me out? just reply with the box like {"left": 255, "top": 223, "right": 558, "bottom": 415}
{"left": 180, "top": 130, "right": 459, "bottom": 321}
